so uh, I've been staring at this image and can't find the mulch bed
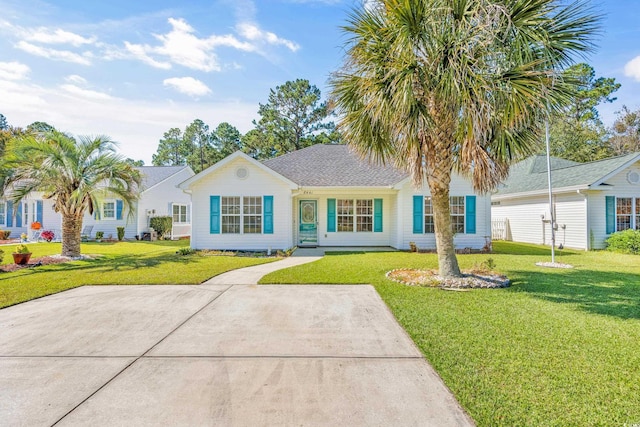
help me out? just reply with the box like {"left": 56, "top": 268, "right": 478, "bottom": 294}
{"left": 386, "top": 268, "right": 510, "bottom": 289}
{"left": 1, "top": 256, "right": 70, "bottom": 272}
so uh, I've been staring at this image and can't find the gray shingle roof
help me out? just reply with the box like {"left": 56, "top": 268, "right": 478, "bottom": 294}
{"left": 135, "top": 166, "right": 189, "bottom": 191}
{"left": 496, "top": 153, "right": 640, "bottom": 196}
{"left": 262, "top": 144, "right": 408, "bottom": 186}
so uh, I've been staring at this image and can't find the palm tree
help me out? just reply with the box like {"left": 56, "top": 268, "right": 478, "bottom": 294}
{"left": 331, "top": 0, "right": 599, "bottom": 277}
{"left": 0, "top": 132, "right": 141, "bottom": 257}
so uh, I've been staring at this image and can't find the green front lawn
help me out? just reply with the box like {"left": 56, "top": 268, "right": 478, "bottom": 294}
{"left": 0, "top": 240, "right": 275, "bottom": 309}
{"left": 261, "top": 242, "right": 640, "bottom": 427}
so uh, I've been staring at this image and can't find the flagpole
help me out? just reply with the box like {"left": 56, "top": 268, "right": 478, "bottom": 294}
{"left": 545, "top": 118, "right": 556, "bottom": 263}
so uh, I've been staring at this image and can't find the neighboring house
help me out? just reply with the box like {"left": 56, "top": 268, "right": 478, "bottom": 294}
{"left": 0, "top": 195, "right": 54, "bottom": 240}
{"left": 179, "top": 144, "right": 491, "bottom": 251}
{"left": 0, "top": 166, "right": 194, "bottom": 240}
{"left": 491, "top": 153, "right": 640, "bottom": 250}
{"left": 83, "top": 166, "right": 194, "bottom": 239}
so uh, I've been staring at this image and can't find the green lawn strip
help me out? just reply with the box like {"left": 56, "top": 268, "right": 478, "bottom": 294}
{"left": 259, "top": 242, "right": 640, "bottom": 426}
{"left": 0, "top": 240, "right": 275, "bottom": 309}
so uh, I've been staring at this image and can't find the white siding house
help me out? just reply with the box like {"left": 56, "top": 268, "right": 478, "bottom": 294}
{"left": 492, "top": 153, "right": 640, "bottom": 250}
{"left": 0, "top": 166, "right": 194, "bottom": 241}
{"left": 180, "top": 145, "right": 490, "bottom": 251}
{"left": 83, "top": 166, "right": 195, "bottom": 240}
{"left": 0, "top": 195, "right": 57, "bottom": 240}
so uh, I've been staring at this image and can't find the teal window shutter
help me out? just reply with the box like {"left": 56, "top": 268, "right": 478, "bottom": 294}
{"left": 116, "top": 200, "right": 123, "bottom": 220}
{"left": 36, "top": 200, "right": 43, "bottom": 224}
{"left": 16, "top": 202, "right": 22, "bottom": 228}
{"left": 263, "top": 195, "right": 273, "bottom": 234}
{"left": 7, "top": 201, "right": 13, "bottom": 227}
{"left": 465, "top": 195, "right": 476, "bottom": 234}
{"left": 210, "top": 196, "right": 220, "bottom": 234}
{"left": 327, "top": 199, "right": 336, "bottom": 232}
{"left": 605, "top": 196, "right": 615, "bottom": 234}
{"left": 413, "top": 196, "right": 423, "bottom": 234}
{"left": 374, "top": 198, "right": 383, "bottom": 232}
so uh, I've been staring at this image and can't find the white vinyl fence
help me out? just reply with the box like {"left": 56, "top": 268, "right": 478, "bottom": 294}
{"left": 491, "top": 218, "right": 511, "bottom": 241}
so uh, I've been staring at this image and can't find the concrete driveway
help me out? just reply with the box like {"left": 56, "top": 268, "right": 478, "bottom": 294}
{"left": 0, "top": 284, "right": 474, "bottom": 426}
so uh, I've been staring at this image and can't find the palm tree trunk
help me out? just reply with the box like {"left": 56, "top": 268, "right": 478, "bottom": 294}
{"left": 428, "top": 166, "right": 462, "bottom": 278}
{"left": 430, "top": 188, "right": 462, "bottom": 277}
{"left": 61, "top": 214, "right": 82, "bottom": 258}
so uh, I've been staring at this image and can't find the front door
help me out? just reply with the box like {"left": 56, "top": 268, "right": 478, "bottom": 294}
{"left": 299, "top": 200, "right": 318, "bottom": 246}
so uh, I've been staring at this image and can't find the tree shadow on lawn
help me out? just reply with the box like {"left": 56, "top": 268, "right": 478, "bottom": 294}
{"left": 0, "top": 252, "right": 200, "bottom": 281}
{"left": 508, "top": 268, "right": 640, "bottom": 320}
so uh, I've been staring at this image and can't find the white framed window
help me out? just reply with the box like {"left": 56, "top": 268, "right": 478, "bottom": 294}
{"left": 23, "top": 202, "right": 29, "bottom": 225}
{"left": 172, "top": 204, "right": 189, "bottom": 224}
{"left": 336, "top": 199, "right": 373, "bottom": 232}
{"left": 616, "top": 197, "right": 640, "bottom": 231}
{"left": 221, "top": 197, "right": 240, "bottom": 233}
{"left": 450, "top": 196, "right": 465, "bottom": 234}
{"left": 424, "top": 196, "right": 465, "bottom": 234}
{"left": 0, "top": 202, "right": 5, "bottom": 225}
{"left": 102, "top": 200, "right": 116, "bottom": 220}
{"left": 424, "top": 197, "right": 434, "bottom": 233}
{"left": 337, "top": 199, "right": 354, "bottom": 232}
{"left": 243, "top": 196, "right": 262, "bottom": 234}
{"left": 221, "top": 196, "right": 263, "bottom": 234}
{"left": 356, "top": 199, "right": 373, "bottom": 232}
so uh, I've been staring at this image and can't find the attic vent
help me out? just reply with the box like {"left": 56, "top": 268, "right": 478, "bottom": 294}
{"left": 628, "top": 171, "right": 640, "bottom": 185}
{"left": 236, "top": 167, "right": 248, "bottom": 180}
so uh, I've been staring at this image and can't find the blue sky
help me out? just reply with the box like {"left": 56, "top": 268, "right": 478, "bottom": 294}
{"left": 1, "top": 0, "right": 639, "bottom": 164}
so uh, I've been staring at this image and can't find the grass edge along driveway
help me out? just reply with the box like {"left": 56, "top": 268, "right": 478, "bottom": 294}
{"left": 0, "top": 240, "right": 275, "bottom": 309}
{"left": 260, "top": 242, "right": 640, "bottom": 427}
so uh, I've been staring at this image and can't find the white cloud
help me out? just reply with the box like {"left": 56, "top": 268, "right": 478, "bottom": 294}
{"left": 0, "top": 79, "right": 257, "bottom": 163}
{"left": 16, "top": 41, "right": 92, "bottom": 65}
{"left": 60, "top": 84, "right": 114, "bottom": 101}
{"left": 236, "top": 22, "right": 300, "bottom": 52}
{"left": 64, "top": 74, "right": 88, "bottom": 85}
{"left": 163, "top": 77, "right": 211, "bottom": 97}
{"left": 120, "top": 17, "right": 297, "bottom": 72}
{"left": 27, "top": 28, "right": 96, "bottom": 46}
{"left": 123, "top": 41, "right": 172, "bottom": 69}
{"left": 624, "top": 55, "right": 640, "bottom": 81}
{"left": 0, "top": 61, "right": 30, "bottom": 80}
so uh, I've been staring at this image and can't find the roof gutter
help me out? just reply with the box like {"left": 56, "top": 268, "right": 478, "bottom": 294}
{"left": 492, "top": 184, "right": 589, "bottom": 201}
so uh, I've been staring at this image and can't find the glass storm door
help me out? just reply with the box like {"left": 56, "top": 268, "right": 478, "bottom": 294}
{"left": 299, "top": 200, "right": 318, "bottom": 246}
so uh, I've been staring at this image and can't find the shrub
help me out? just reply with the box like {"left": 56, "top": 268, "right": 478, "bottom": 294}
{"left": 176, "top": 247, "right": 196, "bottom": 256}
{"left": 117, "top": 226, "right": 125, "bottom": 241}
{"left": 95, "top": 231, "right": 104, "bottom": 240}
{"left": 0, "top": 230, "right": 10, "bottom": 240}
{"left": 605, "top": 229, "right": 640, "bottom": 254}
{"left": 149, "top": 216, "right": 172, "bottom": 239}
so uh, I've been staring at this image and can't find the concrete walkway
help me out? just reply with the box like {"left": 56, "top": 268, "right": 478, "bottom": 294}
{"left": 202, "top": 248, "right": 323, "bottom": 286}
{"left": 0, "top": 248, "right": 475, "bottom": 426}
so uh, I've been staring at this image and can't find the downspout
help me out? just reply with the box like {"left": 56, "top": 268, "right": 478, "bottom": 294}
{"left": 579, "top": 189, "right": 589, "bottom": 251}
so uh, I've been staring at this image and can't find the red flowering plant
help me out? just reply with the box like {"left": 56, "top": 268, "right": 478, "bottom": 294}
{"left": 41, "top": 230, "right": 55, "bottom": 242}
{"left": 30, "top": 221, "right": 41, "bottom": 230}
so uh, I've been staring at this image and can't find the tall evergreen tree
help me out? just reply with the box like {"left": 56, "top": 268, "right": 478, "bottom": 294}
{"left": 609, "top": 106, "right": 640, "bottom": 155}
{"left": 253, "top": 79, "right": 336, "bottom": 157}
{"left": 215, "top": 122, "right": 243, "bottom": 158}
{"left": 152, "top": 128, "right": 188, "bottom": 166}
{"left": 184, "top": 119, "right": 212, "bottom": 173}
{"left": 548, "top": 63, "right": 620, "bottom": 162}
